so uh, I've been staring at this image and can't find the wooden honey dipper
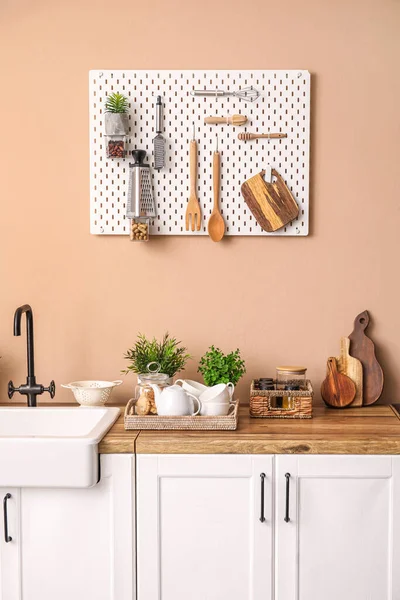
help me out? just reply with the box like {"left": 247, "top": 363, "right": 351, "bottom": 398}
{"left": 238, "top": 132, "right": 287, "bottom": 141}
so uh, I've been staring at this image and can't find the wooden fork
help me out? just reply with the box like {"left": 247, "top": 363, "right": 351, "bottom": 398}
{"left": 185, "top": 125, "right": 201, "bottom": 231}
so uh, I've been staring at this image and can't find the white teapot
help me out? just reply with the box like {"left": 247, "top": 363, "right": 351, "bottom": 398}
{"left": 150, "top": 384, "right": 201, "bottom": 416}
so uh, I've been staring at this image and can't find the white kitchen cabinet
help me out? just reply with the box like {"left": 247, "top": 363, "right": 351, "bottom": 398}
{"left": 137, "top": 454, "right": 273, "bottom": 600}
{"left": 275, "top": 455, "right": 400, "bottom": 600}
{"left": 0, "top": 454, "right": 135, "bottom": 600}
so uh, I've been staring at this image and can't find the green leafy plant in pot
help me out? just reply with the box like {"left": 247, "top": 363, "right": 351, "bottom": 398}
{"left": 104, "top": 92, "right": 130, "bottom": 158}
{"left": 198, "top": 346, "right": 246, "bottom": 387}
{"left": 123, "top": 333, "right": 191, "bottom": 379}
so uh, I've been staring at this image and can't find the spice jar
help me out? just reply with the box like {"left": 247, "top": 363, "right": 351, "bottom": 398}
{"left": 135, "top": 362, "right": 171, "bottom": 415}
{"left": 106, "top": 135, "right": 127, "bottom": 158}
{"left": 130, "top": 217, "right": 150, "bottom": 242}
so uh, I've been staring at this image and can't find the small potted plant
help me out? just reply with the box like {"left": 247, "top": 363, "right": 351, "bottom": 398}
{"left": 104, "top": 92, "right": 130, "bottom": 158}
{"left": 198, "top": 346, "right": 246, "bottom": 387}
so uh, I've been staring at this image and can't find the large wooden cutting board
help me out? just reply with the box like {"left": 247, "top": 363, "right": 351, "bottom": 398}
{"left": 241, "top": 168, "right": 299, "bottom": 232}
{"left": 336, "top": 337, "right": 363, "bottom": 407}
{"left": 348, "top": 311, "right": 384, "bottom": 405}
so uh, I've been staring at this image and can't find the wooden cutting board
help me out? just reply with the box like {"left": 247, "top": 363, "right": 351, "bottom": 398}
{"left": 321, "top": 357, "right": 356, "bottom": 408}
{"left": 335, "top": 337, "right": 363, "bottom": 407}
{"left": 348, "top": 310, "right": 384, "bottom": 405}
{"left": 241, "top": 168, "right": 299, "bottom": 232}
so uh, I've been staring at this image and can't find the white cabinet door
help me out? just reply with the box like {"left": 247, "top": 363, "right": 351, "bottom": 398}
{"left": 137, "top": 454, "right": 273, "bottom": 600}
{"left": 0, "top": 489, "right": 18, "bottom": 600}
{"left": 7, "top": 454, "right": 135, "bottom": 600}
{"left": 275, "top": 455, "right": 400, "bottom": 600}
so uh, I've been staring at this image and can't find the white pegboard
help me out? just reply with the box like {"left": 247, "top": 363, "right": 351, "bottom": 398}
{"left": 89, "top": 70, "right": 310, "bottom": 236}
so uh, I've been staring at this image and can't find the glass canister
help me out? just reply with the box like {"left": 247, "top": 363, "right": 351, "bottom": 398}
{"left": 276, "top": 366, "right": 307, "bottom": 390}
{"left": 135, "top": 362, "right": 171, "bottom": 415}
{"left": 276, "top": 366, "right": 307, "bottom": 410}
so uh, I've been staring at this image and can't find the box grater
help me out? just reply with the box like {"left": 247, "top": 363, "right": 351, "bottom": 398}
{"left": 126, "top": 150, "right": 156, "bottom": 218}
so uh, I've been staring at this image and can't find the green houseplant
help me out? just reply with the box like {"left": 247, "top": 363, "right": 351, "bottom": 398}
{"left": 198, "top": 346, "right": 246, "bottom": 387}
{"left": 104, "top": 92, "right": 130, "bottom": 158}
{"left": 123, "top": 333, "right": 191, "bottom": 378}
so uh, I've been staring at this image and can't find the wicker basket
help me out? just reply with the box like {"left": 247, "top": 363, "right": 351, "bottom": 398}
{"left": 124, "top": 398, "right": 239, "bottom": 430}
{"left": 250, "top": 380, "right": 313, "bottom": 419}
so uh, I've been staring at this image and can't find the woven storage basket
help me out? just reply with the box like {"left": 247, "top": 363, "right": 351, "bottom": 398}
{"left": 124, "top": 398, "right": 239, "bottom": 430}
{"left": 250, "top": 380, "right": 313, "bottom": 419}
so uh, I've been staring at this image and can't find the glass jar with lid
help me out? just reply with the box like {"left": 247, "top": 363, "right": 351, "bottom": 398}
{"left": 276, "top": 366, "right": 307, "bottom": 390}
{"left": 276, "top": 366, "right": 307, "bottom": 410}
{"left": 135, "top": 362, "right": 172, "bottom": 415}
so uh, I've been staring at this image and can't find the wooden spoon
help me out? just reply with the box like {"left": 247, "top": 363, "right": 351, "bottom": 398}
{"left": 207, "top": 135, "right": 225, "bottom": 242}
{"left": 321, "top": 357, "right": 356, "bottom": 408}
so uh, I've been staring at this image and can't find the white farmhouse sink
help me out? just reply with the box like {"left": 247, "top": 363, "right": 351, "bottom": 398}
{"left": 0, "top": 406, "right": 120, "bottom": 488}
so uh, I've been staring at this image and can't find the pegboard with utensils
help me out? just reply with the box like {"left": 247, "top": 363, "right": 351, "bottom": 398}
{"left": 89, "top": 70, "right": 310, "bottom": 236}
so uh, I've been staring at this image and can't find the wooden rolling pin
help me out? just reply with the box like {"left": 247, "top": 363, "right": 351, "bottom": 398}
{"left": 238, "top": 132, "right": 287, "bottom": 141}
{"left": 204, "top": 114, "right": 247, "bottom": 126}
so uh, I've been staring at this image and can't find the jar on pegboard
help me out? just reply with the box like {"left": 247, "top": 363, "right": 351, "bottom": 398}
{"left": 134, "top": 362, "right": 172, "bottom": 415}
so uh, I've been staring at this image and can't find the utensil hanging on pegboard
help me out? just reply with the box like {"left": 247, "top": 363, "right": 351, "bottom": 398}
{"left": 191, "top": 86, "right": 260, "bottom": 102}
{"left": 153, "top": 96, "right": 165, "bottom": 170}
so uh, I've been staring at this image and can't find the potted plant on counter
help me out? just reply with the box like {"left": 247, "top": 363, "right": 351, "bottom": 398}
{"left": 104, "top": 92, "right": 130, "bottom": 158}
{"left": 123, "top": 332, "right": 191, "bottom": 380}
{"left": 198, "top": 346, "right": 246, "bottom": 387}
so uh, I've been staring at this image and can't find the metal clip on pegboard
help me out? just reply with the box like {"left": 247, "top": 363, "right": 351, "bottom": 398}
{"left": 89, "top": 70, "right": 310, "bottom": 236}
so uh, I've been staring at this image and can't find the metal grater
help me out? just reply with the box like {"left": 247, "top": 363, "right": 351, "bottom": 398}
{"left": 153, "top": 96, "right": 165, "bottom": 170}
{"left": 126, "top": 150, "right": 156, "bottom": 218}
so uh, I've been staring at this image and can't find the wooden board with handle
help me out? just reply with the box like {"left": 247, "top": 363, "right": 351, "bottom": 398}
{"left": 241, "top": 168, "right": 299, "bottom": 232}
{"left": 321, "top": 357, "right": 356, "bottom": 408}
{"left": 336, "top": 337, "right": 363, "bottom": 407}
{"left": 348, "top": 310, "right": 384, "bottom": 405}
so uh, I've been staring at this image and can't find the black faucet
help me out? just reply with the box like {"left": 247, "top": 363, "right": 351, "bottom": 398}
{"left": 8, "top": 305, "right": 55, "bottom": 407}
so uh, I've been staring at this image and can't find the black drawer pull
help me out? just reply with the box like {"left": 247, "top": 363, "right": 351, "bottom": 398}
{"left": 3, "top": 493, "right": 12, "bottom": 543}
{"left": 284, "top": 473, "right": 290, "bottom": 522}
{"left": 260, "top": 473, "right": 266, "bottom": 522}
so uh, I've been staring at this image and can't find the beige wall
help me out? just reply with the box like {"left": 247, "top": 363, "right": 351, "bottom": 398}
{"left": 0, "top": 0, "right": 399, "bottom": 405}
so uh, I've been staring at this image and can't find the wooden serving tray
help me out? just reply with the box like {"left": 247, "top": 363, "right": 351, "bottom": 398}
{"left": 124, "top": 398, "right": 239, "bottom": 431}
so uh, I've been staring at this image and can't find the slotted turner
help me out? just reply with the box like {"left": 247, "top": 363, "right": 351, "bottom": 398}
{"left": 185, "top": 125, "right": 201, "bottom": 231}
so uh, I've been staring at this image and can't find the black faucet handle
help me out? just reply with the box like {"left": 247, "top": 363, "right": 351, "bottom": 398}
{"left": 44, "top": 380, "right": 56, "bottom": 399}
{"left": 8, "top": 381, "right": 19, "bottom": 399}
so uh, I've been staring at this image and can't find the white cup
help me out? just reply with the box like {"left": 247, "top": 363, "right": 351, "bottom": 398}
{"left": 175, "top": 379, "right": 208, "bottom": 398}
{"left": 200, "top": 402, "right": 235, "bottom": 416}
{"left": 199, "top": 383, "right": 235, "bottom": 405}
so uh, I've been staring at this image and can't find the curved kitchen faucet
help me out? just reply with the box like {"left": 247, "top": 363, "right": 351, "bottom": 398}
{"left": 8, "top": 305, "right": 55, "bottom": 407}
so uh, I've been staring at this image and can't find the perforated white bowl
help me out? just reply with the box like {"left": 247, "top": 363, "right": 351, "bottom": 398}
{"left": 61, "top": 380, "right": 122, "bottom": 407}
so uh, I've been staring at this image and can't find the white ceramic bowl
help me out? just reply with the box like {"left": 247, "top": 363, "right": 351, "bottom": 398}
{"left": 61, "top": 380, "right": 122, "bottom": 407}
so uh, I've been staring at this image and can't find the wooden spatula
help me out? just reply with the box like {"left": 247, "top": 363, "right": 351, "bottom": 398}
{"left": 241, "top": 168, "right": 299, "bottom": 232}
{"left": 321, "top": 357, "right": 356, "bottom": 408}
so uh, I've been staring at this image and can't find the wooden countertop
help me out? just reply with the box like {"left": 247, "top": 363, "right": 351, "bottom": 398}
{"left": 99, "top": 404, "right": 400, "bottom": 455}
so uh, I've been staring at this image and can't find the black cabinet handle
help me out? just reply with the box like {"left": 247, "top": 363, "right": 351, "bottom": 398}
{"left": 259, "top": 473, "right": 266, "bottom": 522}
{"left": 284, "top": 473, "right": 290, "bottom": 522}
{"left": 3, "top": 493, "right": 12, "bottom": 542}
